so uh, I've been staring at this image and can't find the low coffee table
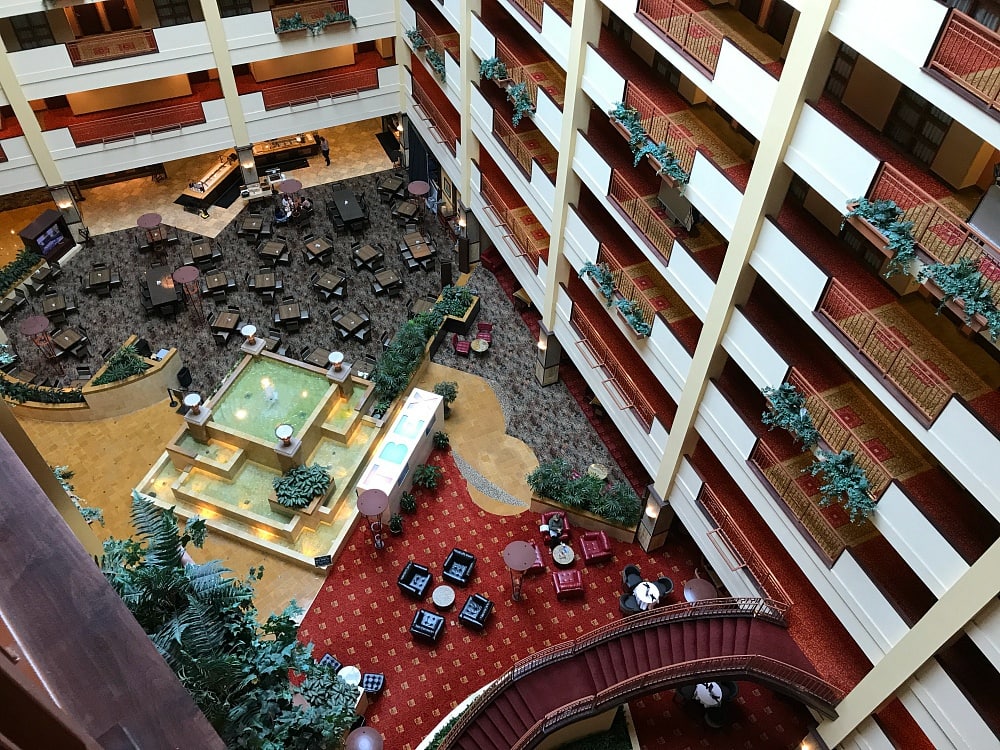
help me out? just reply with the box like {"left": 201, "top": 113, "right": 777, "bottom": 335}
{"left": 552, "top": 543, "right": 575, "bottom": 568}
{"left": 432, "top": 584, "right": 456, "bottom": 610}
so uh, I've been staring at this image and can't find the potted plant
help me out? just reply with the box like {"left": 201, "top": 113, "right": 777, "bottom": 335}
{"left": 843, "top": 197, "right": 909, "bottom": 256}
{"left": 433, "top": 430, "right": 450, "bottom": 450}
{"left": 882, "top": 220, "right": 918, "bottom": 278}
{"left": 507, "top": 82, "right": 534, "bottom": 127}
{"left": 269, "top": 463, "right": 332, "bottom": 516}
{"left": 434, "top": 381, "right": 458, "bottom": 418}
{"left": 413, "top": 463, "right": 442, "bottom": 489}
{"left": 614, "top": 298, "right": 652, "bottom": 338}
{"left": 918, "top": 258, "right": 1000, "bottom": 339}
{"left": 479, "top": 56, "right": 509, "bottom": 83}
{"left": 580, "top": 261, "right": 615, "bottom": 305}
{"left": 388, "top": 513, "right": 404, "bottom": 536}
{"left": 405, "top": 27, "right": 427, "bottom": 48}
{"left": 425, "top": 48, "right": 446, "bottom": 82}
{"left": 805, "top": 449, "right": 876, "bottom": 523}
{"left": 761, "top": 382, "right": 819, "bottom": 449}
{"left": 400, "top": 491, "right": 417, "bottom": 514}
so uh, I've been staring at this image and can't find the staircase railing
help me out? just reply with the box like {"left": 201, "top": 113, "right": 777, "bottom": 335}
{"left": 636, "top": 0, "right": 724, "bottom": 73}
{"left": 622, "top": 82, "right": 699, "bottom": 175}
{"left": 817, "top": 279, "right": 954, "bottom": 421}
{"left": 928, "top": 9, "right": 1000, "bottom": 111}
{"left": 437, "top": 600, "right": 839, "bottom": 750}
{"left": 261, "top": 68, "right": 379, "bottom": 109}
{"left": 608, "top": 170, "right": 676, "bottom": 260}
{"left": 749, "top": 440, "right": 846, "bottom": 561}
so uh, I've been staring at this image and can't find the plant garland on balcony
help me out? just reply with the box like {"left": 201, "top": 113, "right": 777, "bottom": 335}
{"left": 635, "top": 141, "right": 689, "bottom": 185}
{"left": 761, "top": 382, "right": 819, "bottom": 450}
{"left": 507, "top": 82, "right": 534, "bottom": 127}
{"left": 274, "top": 11, "right": 357, "bottom": 34}
{"left": 424, "top": 48, "right": 446, "bottom": 82}
{"left": 273, "top": 463, "right": 331, "bottom": 509}
{"left": 92, "top": 344, "right": 151, "bottom": 386}
{"left": 843, "top": 197, "right": 903, "bottom": 230}
{"left": 805, "top": 449, "right": 876, "bottom": 523}
{"left": 614, "top": 298, "right": 652, "bottom": 337}
{"left": 405, "top": 27, "right": 428, "bottom": 48}
{"left": 843, "top": 197, "right": 918, "bottom": 279}
{"left": 0, "top": 249, "right": 42, "bottom": 299}
{"left": 609, "top": 102, "right": 646, "bottom": 153}
{"left": 917, "top": 257, "right": 1000, "bottom": 340}
{"left": 580, "top": 261, "right": 615, "bottom": 305}
{"left": 478, "top": 56, "right": 509, "bottom": 82}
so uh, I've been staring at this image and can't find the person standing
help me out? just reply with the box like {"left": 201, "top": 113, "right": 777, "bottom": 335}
{"left": 318, "top": 135, "right": 330, "bottom": 166}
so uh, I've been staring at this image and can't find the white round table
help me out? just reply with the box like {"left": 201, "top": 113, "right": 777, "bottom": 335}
{"left": 338, "top": 665, "right": 362, "bottom": 686}
{"left": 634, "top": 581, "right": 660, "bottom": 611}
{"left": 432, "top": 584, "right": 455, "bottom": 609}
{"left": 241, "top": 324, "right": 257, "bottom": 343}
{"left": 183, "top": 393, "right": 202, "bottom": 414}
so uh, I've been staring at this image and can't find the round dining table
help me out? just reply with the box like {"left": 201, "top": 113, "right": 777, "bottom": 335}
{"left": 684, "top": 578, "right": 718, "bottom": 602}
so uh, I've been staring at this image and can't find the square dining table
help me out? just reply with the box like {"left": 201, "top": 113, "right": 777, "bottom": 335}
{"left": 278, "top": 302, "right": 301, "bottom": 322}
{"left": 89, "top": 268, "right": 110, "bottom": 288}
{"left": 52, "top": 328, "right": 83, "bottom": 351}
{"left": 242, "top": 216, "right": 263, "bottom": 233}
{"left": 375, "top": 268, "right": 401, "bottom": 289}
{"left": 331, "top": 189, "right": 364, "bottom": 223}
{"left": 315, "top": 272, "right": 345, "bottom": 292}
{"left": 304, "top": 347, "right": 332, "bottom": 368}
{"left": 336, "top": 311, "right": 365, "bottom": 334}
{"left": 258, "top": 239, "right": 285, "bottom": 261}
{"left": 396, "top": 200, "right": 419, "bottom": 219}
{"left": 0, "top": 297, "right": 16, "bottom": 315}
{"left": 205, "top": 272, "right": 228, "bottom": 292}
{"left": 354, "top": 244, "right": 379, "bottom": 263}
{"left": 145, "top": 266, "right": 178, "bottom": 307}
{"left": 211, "top": 311, "right": 239, "bottom": 332}
{"left": 254, "top": 271, "right": 276, "bottom": 291}
{"left": 191, "top": 240, "right": 213, "bottom": 263}
{"left": 42, "top": 294, "right": 66, "bottom": 314}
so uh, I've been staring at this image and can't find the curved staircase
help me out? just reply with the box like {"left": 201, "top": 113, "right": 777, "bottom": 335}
{"left": 438, "top": 599, "right": 841, "bottom": 750}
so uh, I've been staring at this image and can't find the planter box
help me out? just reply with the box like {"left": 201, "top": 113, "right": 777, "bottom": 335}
{"left": 844, "top": 204, "right": 891, "bottom": 257}
{"left": 615, "top": 306, "right": 649, "bottom": 340}
{"left": 922, "top": 277, "right": 987, "bottom": 334}
{"left": 268, "top": 478, "right": 335, "bottom": 518}
{"left": 529, "top": 494, "right": 638, "bottom": 544}
{"left": 583, "top": 272, "right": 615, "bottom": 307}
{"left": 647, "top": 153, "right": 684, "bottom": 189}
{"left": 442, "top": 295, "right": 481, "bottom": 335}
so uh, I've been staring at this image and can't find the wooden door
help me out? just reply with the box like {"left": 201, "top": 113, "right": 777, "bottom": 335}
{"left": 103, "top": 0, "right": 135, "bottom": 31}
{"left": 72, "top": 5, "right": 105, "bottom": 36}
{"left": 765, "top": 1, "right": 795, "bottom": 43}
{"left": 738, "top": 0, "right": 763, "bottom": 23}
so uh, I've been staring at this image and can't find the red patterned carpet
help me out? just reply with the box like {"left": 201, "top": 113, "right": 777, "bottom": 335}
{"left": 298, "top": 449, "right": 817, "bottom": 749}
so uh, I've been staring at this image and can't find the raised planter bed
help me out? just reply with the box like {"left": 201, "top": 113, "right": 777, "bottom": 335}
{"left": 529, "top": 493, "right": 638, "bottom": 543}
{"left": 844, "top": 202, "right": 892, "bottom": 258}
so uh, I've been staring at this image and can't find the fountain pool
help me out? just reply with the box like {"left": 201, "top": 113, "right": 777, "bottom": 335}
{"left": 210, "top": 357, "right": 332, "bottom": 442}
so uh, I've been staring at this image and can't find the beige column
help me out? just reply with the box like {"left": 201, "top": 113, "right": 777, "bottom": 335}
{"left": 538, "top": 0, "right": 602, "bottom": 330}
{"left": 197, "top": 0, "right": 248, "bottom": 146}
{"left": 651, "top": 0, "right": 839, "bottom": 497}
{"left": 0, "top": 41, "right": 62, "bottom": 185}
{"left": 818, "top": 538, "right": 1000, "bottom": 746}
{"left": 459, "top": 0, "right": 482, "bottom": 199}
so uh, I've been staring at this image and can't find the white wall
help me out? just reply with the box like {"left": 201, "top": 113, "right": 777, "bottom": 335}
{"left": 533, "top": 88, "right": 562, "bottom": 152}
{"left": 711, "top": 41, "right": 778, "bottom": 139}
{"left": 582, "top": 46, "right": 627, "bottom": 115}
{"left": 722, "top": 308, "right": 789, "bottom": 390}
{"left": 685, "top": 151, "right": 742, "bottom": 241}
{"left": 470, "top": 14, "right": 496, "bottom": 63}
{"left": 0, "top": 136, "right": 46, "bottom": 192}
{"left": 901, "top": 661, "right": 998, "bottom": 750}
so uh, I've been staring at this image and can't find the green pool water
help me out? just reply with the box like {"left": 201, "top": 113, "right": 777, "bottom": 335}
{"left": 211, "top": 358, "right": 331, "bottom": 442}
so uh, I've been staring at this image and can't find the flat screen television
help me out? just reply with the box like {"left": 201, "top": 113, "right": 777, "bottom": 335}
{"left": 19, "top": 209, "right": 74, "bottom": 260}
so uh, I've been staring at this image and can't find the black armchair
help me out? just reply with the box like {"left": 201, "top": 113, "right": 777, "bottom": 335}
{"left": 397, "top": 561, "right": 433, "bottom": 599}
{"left": 622, "top": 564, "right": 643, "bottom": 593}
{"left": 442, "top": 548, "right": 476, "bottom": 586}
{"left": 410, "top": 609, "right": 445, "bottom": 643}
{"left": 458, "top": 594, "right": 494, "bottom": 631}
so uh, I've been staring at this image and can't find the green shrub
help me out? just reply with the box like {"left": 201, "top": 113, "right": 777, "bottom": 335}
{"left": 400, "top": 491, "right": 417, "bottom": 514}
{"left": 413, "top": 463, "right": 442, "bottom": 489}
{"left": 581, "top": 261, "right": 615, "bottom": 305}
{"left": 92, "top": 344, "right": 151, "bottom": 386}
{"left": 527, "top": 459, "right": 641, "bottom": 527}
{"left": 0, "top": 249, "right": 42, "bottom": 299}
{"left": 761, "top": 382, "right": 819, "bottom": 449}
{"left": 805, "top": 450, "right": 876, "bottom": 523}
{"left": 433, "top": 431, "right": 450, "bottom": 449}
{"left": 273, "top": 463, "right": 331, "bottom": 509}
{"left": 0, "top": 378, "right": 84, "bottom": 404}
{"left": 479, "top": 56, "right": 509, "bottom": 81}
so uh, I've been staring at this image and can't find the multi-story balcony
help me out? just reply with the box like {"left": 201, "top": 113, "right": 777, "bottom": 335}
{"left": 270, "top": 0, "right": 351, "bottom": 32}
{"left": 506, "top": 0, "right": 572, "bottom": 27}
{"left": 411, "top": 69, "right": 461, "bottom": 157}
{"left": 634, "top": 0, "right": 790, "bottom": 79}
{"left": 480, "top": 162, "right": 549, "bottom": 272}
{"left": 401, "top": 0, "right": 461, "bottom": 102}
{"left": 477, "top": 82, "right": 558, "bottom": 182}
{"left": 927, "top": 8, "right": 1000, "bottom": 114}
{"left": 413, "top": 0, "right": 460, "bottom": 64}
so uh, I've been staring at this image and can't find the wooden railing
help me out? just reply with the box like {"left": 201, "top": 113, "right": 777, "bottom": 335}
{"left": 928, "top": 10, "right": 1000, "bottom": 111}
{"left": 437, "top": 600, "right": 840, "bottom": 749}
{"left": 262, "top": 68, "right": 379, "bottom": 109}
{"left": 66, "top": 29, "right": 158, "bottom": 66}
{"left": 867, "top": 163, "right": 1000, "bottom": 303}
{"left": 271, "top": 0, "right": 349, "bottom": 27}
{"left": 68, "top": 102, "right": 207, "bottom": 147}
{"left": 622, "top": 82, "right": 699, "bottom": 175}
{"left": 608, "top": 170, "right": 676, "bottom": 260}
{"left": 636, "top": 0, "right": 724, "bottom": 73}
{"left": 818, "top": 279, "right": 954, "bottom": 421}
{"left": 749, "top": 441, "right": 846, "bottom": 561}
{"left": 416, "top": 13, "right": 458, "bottom": 61}
{"left": 597, "top": 245, "right": 658, "bottom": 326}
{"left": 493, "top": 111, "right": 535, "bottom": 175}
{"left": 511, "top": 0, "right": 544, "bottom": 25}
{"left": 785, "top": 368, "right": 893, "bottom": 497}
{"left": 413, "top": 84, "right": 458, "bottom": 155}
{"left": 480, "top": 176, "right": 545, "bottom": 270}
{"left": 696, "top": 484, "right": 791, "bottom": 616}
{"left": 570, "top": 308, "right": 656, "bottom": 430}
{"left": 496, "top": 39, "right": 542, "bottom": 106}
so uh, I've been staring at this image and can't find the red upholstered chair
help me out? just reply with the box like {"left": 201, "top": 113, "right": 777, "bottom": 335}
{"left": 525, "top": 540, "right": 545, "bottom": 576}
{"left": 580, "top": 530, "right": 613, "bottom": 565}
{"left": 552, "top": 569, "right": 584, "bottom": 600}
{"left": 540, "top": 510, "right": 570, "bottom": 542}
{"left": 452, "top": 333, "right": 470, "bottom": 356}
{"left": 476, "top": 321, "right": 493, "bottom": 344}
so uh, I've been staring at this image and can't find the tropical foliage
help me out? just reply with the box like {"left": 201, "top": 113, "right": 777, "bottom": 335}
{"left": 52, "top": 464, "right": 104, "bottom": 525}
{"left": 400, "top": 491, "right": 417, "bottom": 514}
{"left": 437, "top": 284, "right": 474, "bottom": 317}
{"left": 527, "top": 459, "right": 642, "bottom": 527}
{"left": 843, "top": 198, "right": 917, "bottom": 279}
{"left": 92, "top": 344, "right": 151, "bottom": 386}
{"left": 761, "top": 382, "right": 819, "bottom": 449}
{"left": 413, "top": 463, "right": 442, "bottom": 489}
{"left": 0, "top": 249, "right": 42, "bottom": 299}
{"left": 425, "top": 48, "right": 446, "bottom": 81}
{"left": 433, "top": 380, "right": 458, "bottom": 406}
{"left": 478, "top": 56, "right": 509, "bottom": 81}
{"left": 580, "top": 261, "right": 615, "bottom": 305}
{"left": 0, "top": 377, "right": 84, "bottom": 404}
{"left": 614, "top": 298, "right": 652, "bottom": 337}
{"left": 609, "top": 102, "right": 690, "bottom": 185}
{"left": 0, "top": 342, "right": 17, "bottom": 367}
{"left": 433, "top": 430, "right": 450, "bottom": 449}
{"left": 805, "top": 449, "right": 876, "bottom": 523}
{"left": 918, "top": 257, "right": 1000, "bottom": 340}
{"left": 507, "top": 82, "right": 534, "bottom": 127}
{"left": 274, "top": 10, "right": 356, "bottom": 33}
{"left": 273, "top": 463, "right": 331, "bottom": 509}
{"left": 101, "top": 494, "right": 357, "bottom": 748}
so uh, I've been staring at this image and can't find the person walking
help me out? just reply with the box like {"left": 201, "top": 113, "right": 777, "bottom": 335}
{"left": 318, "top": 135, "right": 330, "bottom": 166}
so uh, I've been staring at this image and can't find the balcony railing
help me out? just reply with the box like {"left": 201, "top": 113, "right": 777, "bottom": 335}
{"left": 597, "top": 245, "right": 658, "bottom": 326}
{"left": 622, "top": 82, "right": 699, "bottom": 175}
{"left": 749, "top": 441, "right": 846, "bottom": 561}
{"left": 608, "top": 170, "right": 676, "bottom": 261}
{"left": 818, "top": 278, "right": 954, "bottom": 421}
{"left": 271, "top": 0, "right": 349, "bottom": 30}
{"left": 867, "top": 163, "right": 1000, "bottom": 304}
{"left": 262, "top": 68, "right": 378, "bottom": 109}
{"left": 495, "top": 39, "right": 551, "bottom": 107}
{"left": 571, "top": 308, "right": 656, "bottom": 430}
{"left": 636, "top": 0, "right": 724, "bottom": 74}
{"left": 0, "top": 145, "right": 7, "bottom": 164}
{"left": 68, "top": 101, "right": 207, "bottom": 147}
{"left": 493, "top": 111, "right": 536, "bottom": 176}
{"left": 66, "top": 29, "right": 158, "bottom": 66}
{"left": 693, "top": 484, "right": 791, "bottom": 615}
{"left": 413, "top": 84, "right": 458, "bottom": 155}
{"left": 511, "top": 0, "right": 544, "bottom": 25}
{"left": 416, "top": 14, "right": 458, "bottom": 61}
{"left": 481, "top": 176, "right": 546, "bottom": 269}
{"left": 928, "top": 10, "right": 1000, "bottom": 111}
{"left": 785, "top": 368, "right": 893, "bottom": 497}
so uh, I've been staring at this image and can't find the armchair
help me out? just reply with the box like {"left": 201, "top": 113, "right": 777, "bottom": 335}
{"left": 540, "top": 510, "right": 570, "bottom": 542}
{"left": 397, "top": 561, "right": 433, "bottom": 599}
{"left": 442, "top": 548, "right": 477, "bottom": 587}
{"left": 580, "top": 530, "right": 613, "bottom": 565}
{"left": 458, "top": 594, "right": 494, "bottom": 631}
{"left": 410, "top": 609, "right": 445, "bottom": 643}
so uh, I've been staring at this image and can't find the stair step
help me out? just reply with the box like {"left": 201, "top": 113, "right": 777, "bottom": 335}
{"left": 464, "top": 723, "right": 501, "bottom": 750}
{"left": 591, "top": 643, "right": 619, "bottom": 689}
{"left": 602, "top": 639, "right": 627, "bottom": 685}
{"left": 708, "top": 618, "right": 724, "bottom": 656}
{"left": 627, "top": 630, "right": 652, "bottom": 673}
{"left": 511, "top": 683, "right": 542, "bottom": 725}
{"left": 645, "top": 626, "right": 665, "bottom": 669}
{"left": 480, "top": 706, "right": 522, "bottom": 748}
{"left": 620, "top": 632, "right": 643, "bottom": 676}
{"left": 494, "top": 692, "right": 532, "bottom": 735}
{"left": 584, "top": 648, "right": 610, "bottom": 692}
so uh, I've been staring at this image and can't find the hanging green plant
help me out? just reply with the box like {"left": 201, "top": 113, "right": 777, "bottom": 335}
{"left": 842, "top": 197, "right": 903, "bottom": 230}
{"left": 405, "top": 27, "right": 427, "bottom": 48}
{"left": 272, "top": 463, "right": 331, "bottom": 509}
{"left": 478, "top": 56, "right": 509, "bottom": 81}
{"left": 424, "top": 48, "right": 446, "bottom": 82}
{"left": 614, "top": 298, "right": 652, "bottom": 337}
{"left": 609, "top": 102, "right": 646, "bottom": 153}
{"left": 92, "top": 344, "right": 151, "bottom": 386}
{"left": 507, "top": 82, "right": 534, "bottom": 127}
{"left": 805, "top": 449, "right": 876, "bottom": 523}
{"left": 761, "top": 382, "right": 819, "bottom": 449}
{"left": 580, "top": 261, "right": 615, "bottom": 305}
{"left": 883, "top": 220, "right": 917, "bottom": 278}
{"left": 918, "top": 257, "right": 1000, "bottom": 340}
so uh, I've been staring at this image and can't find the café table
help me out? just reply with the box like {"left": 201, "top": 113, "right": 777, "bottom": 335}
{"left": 191, "top": 240, "right": 213, "bottom": 264}
{"left": 241, "top": 215, "right": 263, "bottom": 234}
{"left": 684, "top": 578, "right": 718, "bottom": 602}
{"left": 145, "top": 266, "right": 178, "bottom": 307}
{"left": 10, "top": 368, "right": 38, "bottom": 384}
{"left": 254, "top": 271, "right": 276, "bottom": 293}
{"left": 88, "top": 267, "right": 110, "bottom": 290}
{"left": 315, "top": 271, "right": 344, "bottom": 293}
{"left": 409, "top": 296, "right": 435, "bottom": 318}
{"left": 379, "top": 174, "right": 405, "bottom": 195}
{"left": 331, "top": 189, "right": 364, "bottom": 223}
{"left": 211, "top": 310, "right": 239, "bottom": 332}
{"left": 336, "top": 311, "right": 365, "bottom": 335}
{"left": 634, "top": 581, "right": 660, "bottom": 611}
{"left": 0, "top": 297, "right": 17, "bottom": 317}
{"left": 258, "top": 239, "right": 285, "bottom": 262}
{"left": 304, "top": 235, "right": 333, "bottom": 260}
{"left": 52, "top": 328, "right": 83, "bottom": 352}
{"left": 374, "top": 268, "right": 401, "bottom": 290}
{"left": 204, "top": 272, "right": 228, "bottom": 294}
{"left": 278, "top": 302, "right": 301, "bottom": 322}
{"left": 395, "top": 200, "right": 419, "bottom": 220}
{"left": 31, "top": 267, "right": 53, "bottom": 288}
{"left": 409, "top": 242, "right": 433, "bottom": 261}
{"left": 354, "top": 244, "right": 380, "bottom": 264}
{"left": 407, "top": 180, "right": 430, "bottom": 200}
{"left": 470, "top": 338, "right": 489, "bottom": 354}
{"left": 304, "top": 347, "right": 332, "bottom": 368}
{"left": 42, "top": 294, "right": 66, "bottom": 316}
